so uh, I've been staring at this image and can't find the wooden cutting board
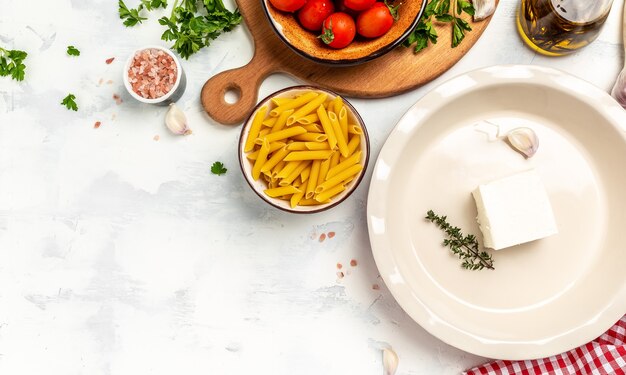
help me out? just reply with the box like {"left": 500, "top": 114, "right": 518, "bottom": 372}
{"left": 201, "top": 0, "right": 498, "bottom": 125}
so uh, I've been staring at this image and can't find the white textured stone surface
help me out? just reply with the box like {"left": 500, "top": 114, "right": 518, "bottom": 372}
{"left": 0, "top": 0, "right": 622, "bottom": 374}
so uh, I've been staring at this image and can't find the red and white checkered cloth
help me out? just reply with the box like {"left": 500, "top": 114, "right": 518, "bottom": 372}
{"left": 464, "top": 315, "right": 626, "bottom": 375}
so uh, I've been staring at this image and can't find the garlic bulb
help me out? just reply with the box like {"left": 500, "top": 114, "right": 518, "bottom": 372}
{"left": 506, "top": 127, "right": 538, "bottom": 159}
{"left": 382, "top": 347, "right": 399, "bottom": 375}
{"left": 473, "top": 0, "right": 496, "bottom": 21}
{"left": 165, "top": 103, "right": 192, "bottom": 135}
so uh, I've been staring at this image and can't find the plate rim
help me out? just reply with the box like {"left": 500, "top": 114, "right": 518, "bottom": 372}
{"left": 366, "top": 64, "right": 626, "bottom": 360}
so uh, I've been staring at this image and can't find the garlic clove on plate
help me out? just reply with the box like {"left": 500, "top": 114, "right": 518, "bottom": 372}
{"left": 382, "top": 347, "right": 399, "bottom": 375}
{"left": 473, "top": 0, "right": 496, "bottom": 21}
{"left": 506, "top": 127, "right": 538, "bottom": 159}
{"left": 165, "top": 103, "right": 192, "bottom": 135}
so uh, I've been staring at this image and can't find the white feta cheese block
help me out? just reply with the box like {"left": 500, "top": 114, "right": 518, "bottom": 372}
{"left": 472, "top": 169, "right": 558, "bottom": 250}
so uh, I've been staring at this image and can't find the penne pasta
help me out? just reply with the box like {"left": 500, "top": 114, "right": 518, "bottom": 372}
{"left": 287, "top": 142, "right": 308, "bottom": 151}
{"left": 299, "top": 198, "right": 330, "bottom": 206}
{"left": 329, "top": 111, "right": 349, "bottom": 157}
{"left": 283, "top": 150, "right": 333, "bottom": 161}
{"left": 287, "top": 93, "right": 328, "bottom": 125}
{"left": 315, "top": 184, "right": 346, "bottom": 203}
{"left": 252, "top": 139, "right": 271, "bottom": 181}
{"left": 291, "top": 133, "right": 328, "bottom": 142}
{"left": 348, "top": 124, "right": 363, "bottom": 135}
{"left": 264, "top": 185, "right": 302, "bottom": 198}
{"left": 316, "top": 164, "right": 363, "bottom": 193}
{"left": 277, "top": 160, "right": 303, "bottom": 179}
{"left": 300, "top": 165, "right": 311, "bottom": 183}
{"left": 306, "top": 160, "right": 321, "bottom": 199}
{"left": 326, "top": 151, "right": 361, "bottom": 180}
{"left": 270, "top": 92, "right": 318, "bottom": 117}
{"left": 244, "top": 90, "right": 364, "bottom": 208}
{"left": 305, "top": 142, "right": 330, "bottom": 151}
{"left": 317, "top": 105, "right": 338, "bottom": 150}
{"left": 317, "top": 158, "right": 331, "bottom": 187}
{"left": 346, "top": 134, "right": 361, "bottom": 156}
{"left": 329, "top": 150, "right": 341, "bottom": 172}
{"left": 259, "top": 127, "right": 271, "bottom": 138}
{"left": 302, "top": 124, "right": 323, "bottom": 133}
{"left": 331, "top": 96, "right": 343, "bottom": 114}
{"left": 339, "top": 106, "right": 349, "bottom": 142}
{"left": 262, "top": 117, "right": 277, "bottom": 127}
{"left": 297, "top": 113, "right": 319, "bottom": 125}
{"left": 261, "top": 146, "right": 290, "bottom": 173}
{"left": 272, "top": 160, "right": 286, "bottom": 178}
{"left": 290, "top": 191, "right": 304, "bottom": 208}
{"left": 271, "top": 108, "right": 293, "bottom": 133}
{"left": 280, "top": 160, "right": 311, "bottom": 186}
{"left": 258, "top": 126, "right": 306, "bottom": 144}
{"left": 271, "top": 97, "right": 293, "bottom": 107}
{"left": 244, "top": 106, "right": 268, "bottom": 152}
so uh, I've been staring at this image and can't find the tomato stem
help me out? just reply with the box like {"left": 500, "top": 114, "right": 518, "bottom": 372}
{"left": 318, "top": 19, "right": 335, "bottom": 45}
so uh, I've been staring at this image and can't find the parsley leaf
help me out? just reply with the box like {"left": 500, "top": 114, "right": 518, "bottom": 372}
{"left": 67, "top": 45, "right": 81, "bottom": 56}
{"left": 158, "top": 0, "right": 242, "bottom": 59}
{"left": 404, "top": 0, "right": 474, "bottom": 53}
{"left": 61, "top": 94, "right": 78, "bottom": 111}
{"left": 119, "top": 0, "right": 148, "bottom": 27}
{"left": 0, "top": 47, "right": 27, "bottom": 81}
{"left": 211, "top": 161, "right": 227, "bottom": 176}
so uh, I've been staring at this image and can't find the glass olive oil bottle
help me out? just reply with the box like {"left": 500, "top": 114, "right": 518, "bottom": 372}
{"left": 517, "top": 0, "right": 613, "bottom": 56}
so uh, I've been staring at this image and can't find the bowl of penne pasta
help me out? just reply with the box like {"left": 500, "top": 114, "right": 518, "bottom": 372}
{"left": 239, "top": 86, "right": 370, "bottom": 213}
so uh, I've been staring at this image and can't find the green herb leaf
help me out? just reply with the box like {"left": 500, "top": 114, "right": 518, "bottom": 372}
{"left": 404, "top": 0, "right": 474, "bottom": 53}
{"left": 425, "top": 210, "right": 495, "bottom": 271}
{"left": 0, "top": 47, "right": 27, "bottom": 81}
{"left": 61, "top": 94, "right": 78, "bottom": 111}
{"left": 159, "top": 0, "right": 242, "bottom": 59}
{"left": 119, "top": 0, "right": 148, "bottom": 27}
{"left": 211, "top": 161, "right": 227, "bottom": 176}
{"left": 67, "top": 45, "right": 81, "bottom": 56}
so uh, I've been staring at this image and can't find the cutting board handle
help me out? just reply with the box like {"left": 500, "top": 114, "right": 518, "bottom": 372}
{"left": 201, "top": 56, "right": 275, "bottom": 125}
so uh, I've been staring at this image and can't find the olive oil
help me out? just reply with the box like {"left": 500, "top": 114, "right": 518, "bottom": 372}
{"left": 517, "top": 0, "right": 612, "bottom": 56}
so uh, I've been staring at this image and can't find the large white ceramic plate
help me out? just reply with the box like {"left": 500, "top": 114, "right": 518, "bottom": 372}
{"left": 367, "top": 65, "right": 626, "bottom": 360}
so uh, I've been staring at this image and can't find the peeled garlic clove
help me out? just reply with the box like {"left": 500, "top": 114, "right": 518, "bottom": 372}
{"left": 165, "top": 103, "right": 192, "bottom": 135}
{"left": 382, "top": 347, "right": 399, "bottom": 375}
{"left": 506, "top": 127, "right": 538, "bottom": 159}
{"left": 473, "top": 0, "right": 496, "bottom": 21}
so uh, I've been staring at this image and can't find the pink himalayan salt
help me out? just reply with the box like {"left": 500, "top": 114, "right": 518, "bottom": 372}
{"left": 128, "top": 48, "right": 177, "bottom": 99}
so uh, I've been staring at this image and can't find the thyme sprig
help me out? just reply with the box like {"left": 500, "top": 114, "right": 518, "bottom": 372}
{"left": 426, "top": 210, "right": 494, "bottom": 271}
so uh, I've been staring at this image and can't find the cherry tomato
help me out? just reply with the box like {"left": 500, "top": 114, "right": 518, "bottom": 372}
{"left": 269, "top": 0, "right": 307, "bottom": 12}
{"left": 343, "top": 0, "right": 376, "bottom": 11}
{"left": 319, "top": 12, "right": 356, "bottom": 49}
{"left": 335, "top": 0, "right": 360, "bottom": 16}
{"left": 298, "top": 0, "right": 335, "bottom": 31}
{"left": 356, "top": 2, "right": 394, "bottom": 38}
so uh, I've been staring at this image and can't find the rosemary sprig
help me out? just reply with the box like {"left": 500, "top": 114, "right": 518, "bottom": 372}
{"left": 426, "top": 210, "right": 494, "bottom": 271}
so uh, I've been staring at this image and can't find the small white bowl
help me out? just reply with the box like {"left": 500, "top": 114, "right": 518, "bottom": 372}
{"left": 238, "top": 86, "right": 370, "bottom": 213}
{"left": 123, "top": 45, "right": 186, "bottom": 105}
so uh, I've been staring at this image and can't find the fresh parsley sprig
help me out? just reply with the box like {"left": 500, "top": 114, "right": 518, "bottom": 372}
{"left": 426, "top": 210, "right": 494, "bottom": 271}
{"left": 0, "top": 47, "right": 27, "bottom": 81}
{"left": 158, "top": 0, "right": 242, "bottom": 59}
{"left": 67, "top": 46, "right": 81, "bottom": 56}
{"left": 404, "top": 0, "right": 475, "bottom": 53}
{"left": 211, "top": 161, "right": 227, "bottom": 175}
{"left": 119, "top": 0, "right": 168, "bottom": 27}
{"left": 61, "top": 94, "right": 78, "bottom": 111}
